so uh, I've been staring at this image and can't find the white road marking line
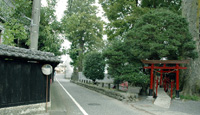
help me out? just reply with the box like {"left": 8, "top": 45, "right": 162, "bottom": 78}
{"left": 56, "top": 78, "right": 89, "bottom": 115}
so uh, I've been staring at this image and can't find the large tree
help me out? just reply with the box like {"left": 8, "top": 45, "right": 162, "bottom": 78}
{"left": 182, "top": 0, "right": 200, "bottom": 96}
{"left": 99, "top": 0, "right": 182, "bottom": 41}
{"left": 103, "top": 9, "right": 197, "bottom": 95}
{"left": 38, "top": 0, "right": 64, "bottom": 56}
{"left": 99, "top": 0, "right": 148, "bottom": 41}
{"left": 62, "top": 0, "right": 104, "bottom": 71}
{"left": 125, "top": 9, "right": 197, "bottom": 60}
{"left": 124, "top": 9, "right": 197, "bottom": 95}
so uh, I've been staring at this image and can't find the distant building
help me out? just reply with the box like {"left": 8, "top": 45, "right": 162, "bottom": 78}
{"left": 64, "top": 59, "right": 73, "bottom": 79}
{"left": 55, "top": 63, "right": 66, "bottom": 74}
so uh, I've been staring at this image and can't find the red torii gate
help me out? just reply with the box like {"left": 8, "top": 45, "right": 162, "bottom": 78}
{"left": 141, "top": 60, "right": 189, "bottom": 98}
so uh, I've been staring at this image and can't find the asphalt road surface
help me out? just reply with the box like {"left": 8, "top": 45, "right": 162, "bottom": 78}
{"left": 50, "top": 74, "right": 148, "bottom": 115}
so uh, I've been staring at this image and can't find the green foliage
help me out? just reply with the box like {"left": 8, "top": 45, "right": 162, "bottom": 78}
{"left": 68, "top": 43, "right": 79, "bottom": 66}
{"left": 0, "top": 0, "right": 32, "bottom": 25}
{"left": 1, "top": 0, "right": 63, "bottom": 56}
{"left": 100, "top": 0, "right": 150, "bottom": 87}
{"left": 180, "top": 95, "right": 200, "bottom": 101}
{"left": 125, "top": 9, "right": 197, "bottom": 60}
{"left": 13, "top": 0, "right": 32, "bottom": 16}
{"left": 103, "top": 40, "right": 149, "bottom": 86}
{"left": 66, "top": 0, "right": 96, "bottom": 16}
{"left": 0, "top": 0, "right": 63, "bottom": 55}
{"left": 100, "top": 1, "right": 196, "bottom": 95}
{"left": 2, "top": 19, "right": 28, "bottom": 47}
{"left": 102, "top": 8, "right": 196, "bottom": 89}
{"left": 115, "top": 72, "right": 149, "bottom": 87}
{"left": 0, "top": 1, "right": 11, "bottom": 21}
{"left": 38, "top": 0, "right": 64, "bottom": 56}
{"left": 99, "top": 0, "right": 149, "bottom": 40}
{"left": 103, "top": 40, "right": 128, "bottom": 78}
{"left": 62, "top": 12, "right": 103, "bottom": 48}
{"left": 62, "top": 0, "right": 104, "bottom": 71}
{"left": 12, "top": 0, "right": 32, "bottom": 25}
{"left": 83, "top": 52, "right": 105, "bottom": 82}
{"left": 1, "top": 0, "right": 31, "bottom": 47}
{"left": 141, "top": 0, "right": 182, "bottom": 14}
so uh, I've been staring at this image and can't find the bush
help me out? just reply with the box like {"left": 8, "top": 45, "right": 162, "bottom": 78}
{"left": 103, "top": 40, "right": 149, "bottom": 95}
{"left": 83, "top": 52, "right": 105, "bottom": 82}
{"left": 180, "top": 95, "right": 200, "bottom": 101}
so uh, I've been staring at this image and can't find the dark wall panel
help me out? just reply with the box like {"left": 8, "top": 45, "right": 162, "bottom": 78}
{"left": 0, "top": 59, "right": 52, "bottom": 108}
{"left": 0, "top": 60, "right": 5, "bottom": 105}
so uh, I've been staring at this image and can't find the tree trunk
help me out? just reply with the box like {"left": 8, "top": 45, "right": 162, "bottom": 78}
{"left": 139, "top": 86, "right": 148, "bottom": 96}
{"left": 78, "top": 38, "right": 84, "bottom": 72}
{"left": 71, "top": 67, "right": 78, "bottom": 81}
{"left": 135, "top": 0, "right": 138, "bottom": 7}
{"left": 182, "top": 0, "right": 200, "bottom": 95}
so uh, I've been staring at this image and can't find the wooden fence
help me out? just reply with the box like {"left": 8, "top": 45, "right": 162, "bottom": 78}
{"left": 0, "top": 59, "right": 53, "bottom": 108}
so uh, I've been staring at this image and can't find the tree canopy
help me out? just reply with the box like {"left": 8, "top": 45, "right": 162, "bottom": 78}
{"left": 62, "top": 0, "right": 104, "bottom": 71}
{"left": 38, "top": 0, "right": 64, "bottom": 56}
{"left": 2, "top": 19, "right": 28, "bottom": 47}
{"left": 0, "top": 0, "right": 32, "bottom": 47}
{"left": 141, "top": 0, "right": 182, "bottom": 13}
{"left": 103, "top": 39, "right": 149, "bottom": 89}
{"left": 99, "top": 0, "right": 148, "bottom": 40}
{"left": 102, "top": 8, "right": 196, "bottom": 95}
{"left": 125, "top": 9, "right": 197, "bottom": 60}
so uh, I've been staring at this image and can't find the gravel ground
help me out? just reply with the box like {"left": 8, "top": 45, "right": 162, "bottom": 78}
{"left": 131, "top": 96, "right": 200, "bottom": 115}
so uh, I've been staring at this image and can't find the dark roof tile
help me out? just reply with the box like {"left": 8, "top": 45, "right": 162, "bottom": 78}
{"left": 0, "top": 44, "right": 61, "bottom": 63}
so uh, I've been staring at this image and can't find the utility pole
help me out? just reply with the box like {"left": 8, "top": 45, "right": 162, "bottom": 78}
{"left": 30, "top": 0, "right": 41, "bottom": 50}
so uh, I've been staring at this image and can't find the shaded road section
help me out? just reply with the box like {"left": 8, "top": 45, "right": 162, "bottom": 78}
{"left": 50, "top": 74, "right": 148, "bottom": 115}
{"left": 50, "top": 75, "right": 83, "bottom": 115}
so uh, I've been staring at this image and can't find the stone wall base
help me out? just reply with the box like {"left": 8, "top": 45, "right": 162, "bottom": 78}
{"left": 71, "top": 80, "right": 138, "bottom": 102}
{"left": 0, "top": 102, "right": 51, "bottom": 115}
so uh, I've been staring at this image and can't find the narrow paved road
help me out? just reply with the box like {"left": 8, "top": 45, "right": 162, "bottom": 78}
{"left": 50, "top": 74, "right": 148, "bottom": 115}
